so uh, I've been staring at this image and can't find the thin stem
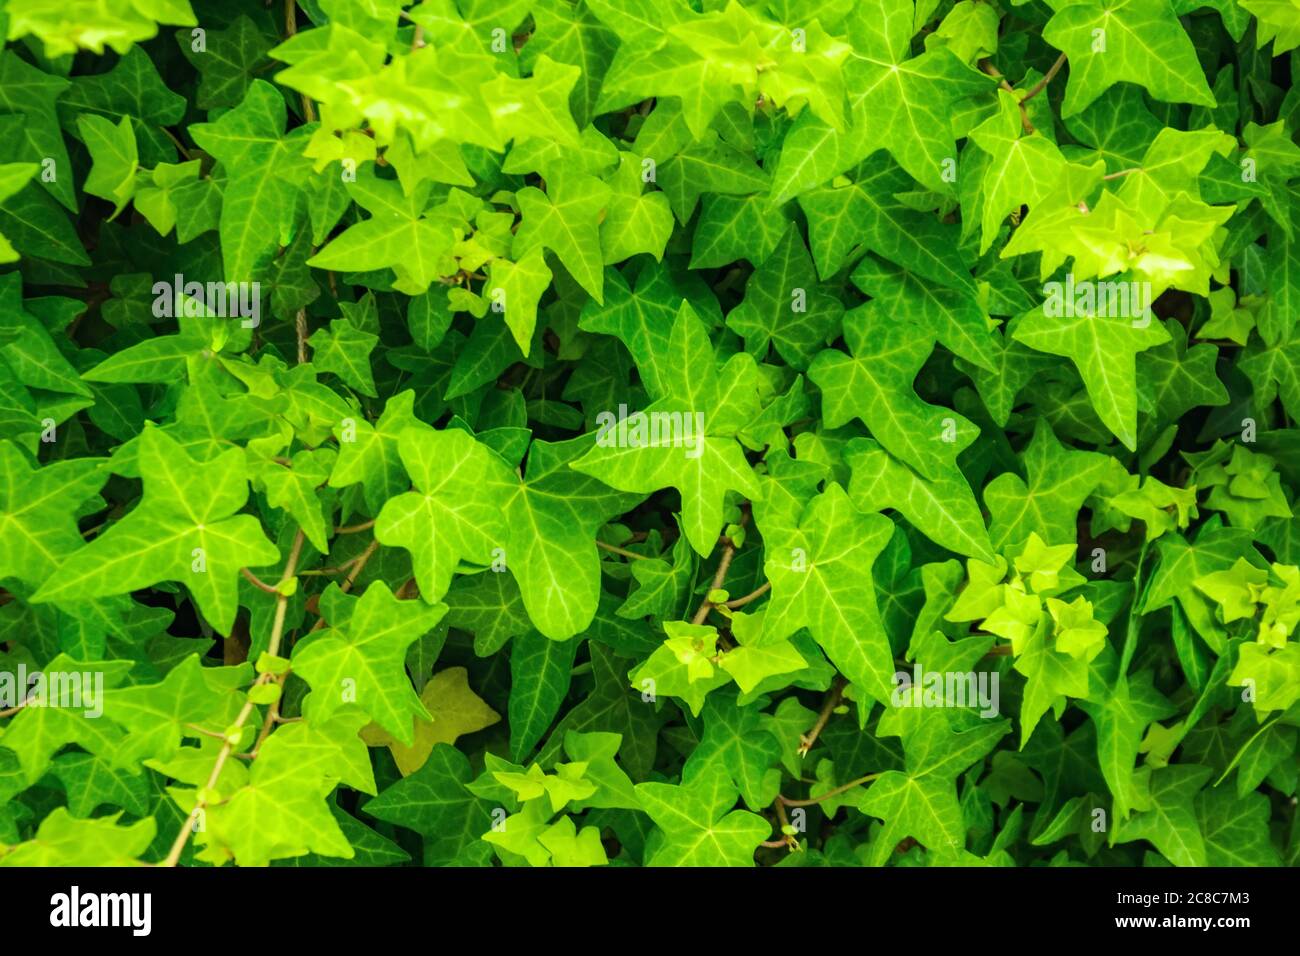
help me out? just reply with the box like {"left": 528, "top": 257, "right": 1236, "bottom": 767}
{"left": 161, "top": 127, "right": 193, "bottom": 161}
{"left": 978, "top": 59, "right": 1035, "bottom": 134}
{"left": 295, "top": 309, "right": 309, "bottom": 364}
{"left": 724, "top": 580, "right": 771, "bottom": 609}
{"left": 163, "top": 530, "right": 306, "bottom": 867}
{"left": 1021, "top": 53, "right": 1067, "bottom": 103}
{"left": 1102, "top": 167, "right": 1141, "bottom": 180}
{"left": 334, "top": 518, "right": 376, "bottom": 535}
{"left": 778, "top": 771, "right": 883, "bottom": 808}
{"left": 691, "top": 542, "right": 736, "bottom": 625}
{"left": 341, "top": 538, "right": 379, "bottom": 592}
{"left": 284, "top": 1, "right": 317, "bottom": 122}
{"left": 298, "top": 548, "right": 371, "bottom": 578}
{"left": 769, "top": 799, "right": 797, "bottom": 851}
{"left": 308, "top": 538, "right": 380, "bottom": 634}
{"left": 240, "top": 567, "right": 280, "bottom": 595}
{"left": 596, "top": 539, "right": 651, "bottom": 561}
{"left": 799, "top": 676, "right": 845, "bottom": 756}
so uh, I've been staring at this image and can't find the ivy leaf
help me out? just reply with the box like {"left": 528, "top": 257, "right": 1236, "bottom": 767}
{"left": 635, "top": 771, "right": 769, "bottom": 866}
{"left": 509, "top": 631, "right": 580, "bottom": 761}
{"left": 32, "top": 426, "right": 279, "bottom": 634}
{"left": 497, "top": 436, "right": 642, "bottom": 639}
{"left": 307, "top": 172, "right": 457, "bottom": 295}
{"left": 0, "top": 808, "right": 153, "bottom": 866}
{"left": 190, "top": 80, "right": 307, "bottom": 282}
{"left": 851, "top": 256, "right": 998, "bottom": 373}
{"left": 77, "top": 114, "right": 138, "bottom": 216}
{"left": 192, "top": 711, "right": 376, "bottom": 867}
{"left": 1112, "top": 763, "right": 1212, "bottom": 866}
{"left": 728, "top": 224, "right": 843, "bottom": 370}
{"left": 309, "top": 319, "right": 379, "bottom": 397}
{"left": 538, "top": 643, "right": 661, "bottom": 779}
{"left": 252, "top": 448, "right": 336, "bottom": 554}
{"left": 1043, "top": 0, "right": 1216, "bottom": 117}
{"left": 717, "top": 609, "right": 809, "bottom": 694}
{"left": 1080, "top": 672, "right": 1178, "bottom": 822}
{"left": 0, "top": 441, "right": 106, "bottom": 589}
{"left": 984, "top": 420, "right": 1111, "bottom": 554}
{"left": 860, "top": 708, "right": 1009, "bottom": 865}
{"left": 0, "top": 274, "right": 92, "bottom": 396}
{"left": 599, "top": 152, "right": 674, "bottom": 264}
{"left": 176, "top": 14, "right": 274, "bottom": 109}
{"left": 0, "top": 656, "right": 133, "bottom": 784}
{"left": 513, "top": 167, "right": 610, "bottom": 303}
{"left": 294, "top": 582, "right": 447, "bottom": 744}
{"left": 329, "top": 390, "right": 420, "bottom": 514}
{"left": 50, "top": 752, "right": 149, "bottom": 818}
{"left": 0, "top": 165, "right": 34, "bottom": 261}
{"left": 363, "top": 742, "right": 495, "bottom": 866}
{"left": 374, "top": 425, "right": 511, "bottom": 604}
{"left": 800, "top": 156, "right": 979, "bottom": 287}
{"left": 0, "top": 51, "right": 73, "bottom": 211}
{"left": 571, "top": 301, "right": 763, "bottom": 557}
{"left": 968, "top": 91, "right": 1069, "bottom": 254}
{"left": 763, "top": 484, "right": 897, "bottom": 705}
{"left": 103, "top": 654, "right": 248, "bottom": 769}
{"left": 1013, "top": 304, "right": 1170, "bottom": 450}
{"left": 630, "top": 621, "right": 732, "bottom": 717}
{"left": 1196, "top": 785, "right": 1283, "bottom": 866}
{"left": 682, "top": 693, "right": 781, "bottom": 810}
{"left": 1014, "top": 609, "right": 1091, "bottom": 746}
{"left": 488, "top": 247, "right": 552, "bottom": 356}
{"left": 617, "top": 530, "right": 695, "bottom": 621}
{"left": 841, "top": 0, "right": 992, "bottom": 195}
{"left": 577, "top": 261, "right": 679, "bottom": 400}
{"left": 1144, "top": 518, "right": 1261, "bottom": 652}
{"left": 362, "top": 667, "right": 501, "bottom": 776}
{"left": 811, "top": 302, "right": 976, "bottom": 480}
{"left": 846, "top": 439, "right": 995, "bottom": 562}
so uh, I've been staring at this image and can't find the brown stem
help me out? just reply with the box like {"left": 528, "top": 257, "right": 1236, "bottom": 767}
{"left": 240, "top": 567, "right": 281, "bottom": 595}
{"left": 799, "top": 676, "right": 845, "bottom": 756}
{"left": 1021, "top": 53, "right": 1067, "bottom": 103}
{"left": 163, "top": 530, "right": 306, "bottom": 867}
{"left": 334, "top": 518, "right": 376, "bottom": 535}
{"left": 691, "top": 542, "right": 736, "bottom": 625}
{"left": 778, "top": 771, "right": 883, "bottom": 807}
{"left": 978, "top": 59, "right": 1035, "bottom": 134}
{"left": 284, "top": 2, "right": 317, "bottom": 122}
{"left": 725, "top": 580, "right": 771, "bottom": 609}
{"left": 596, "top": 539, "right": 651, "bottom": 561}
{"left": 161, "top": 127, "right": 193, "bottom": 161}
{"left": 308, "top": 538, "right": 380, "bottom": 634}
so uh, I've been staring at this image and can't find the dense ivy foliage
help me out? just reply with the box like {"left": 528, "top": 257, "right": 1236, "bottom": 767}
{"left": 0, "top": 0, "right": 1298, "bottom": 868}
